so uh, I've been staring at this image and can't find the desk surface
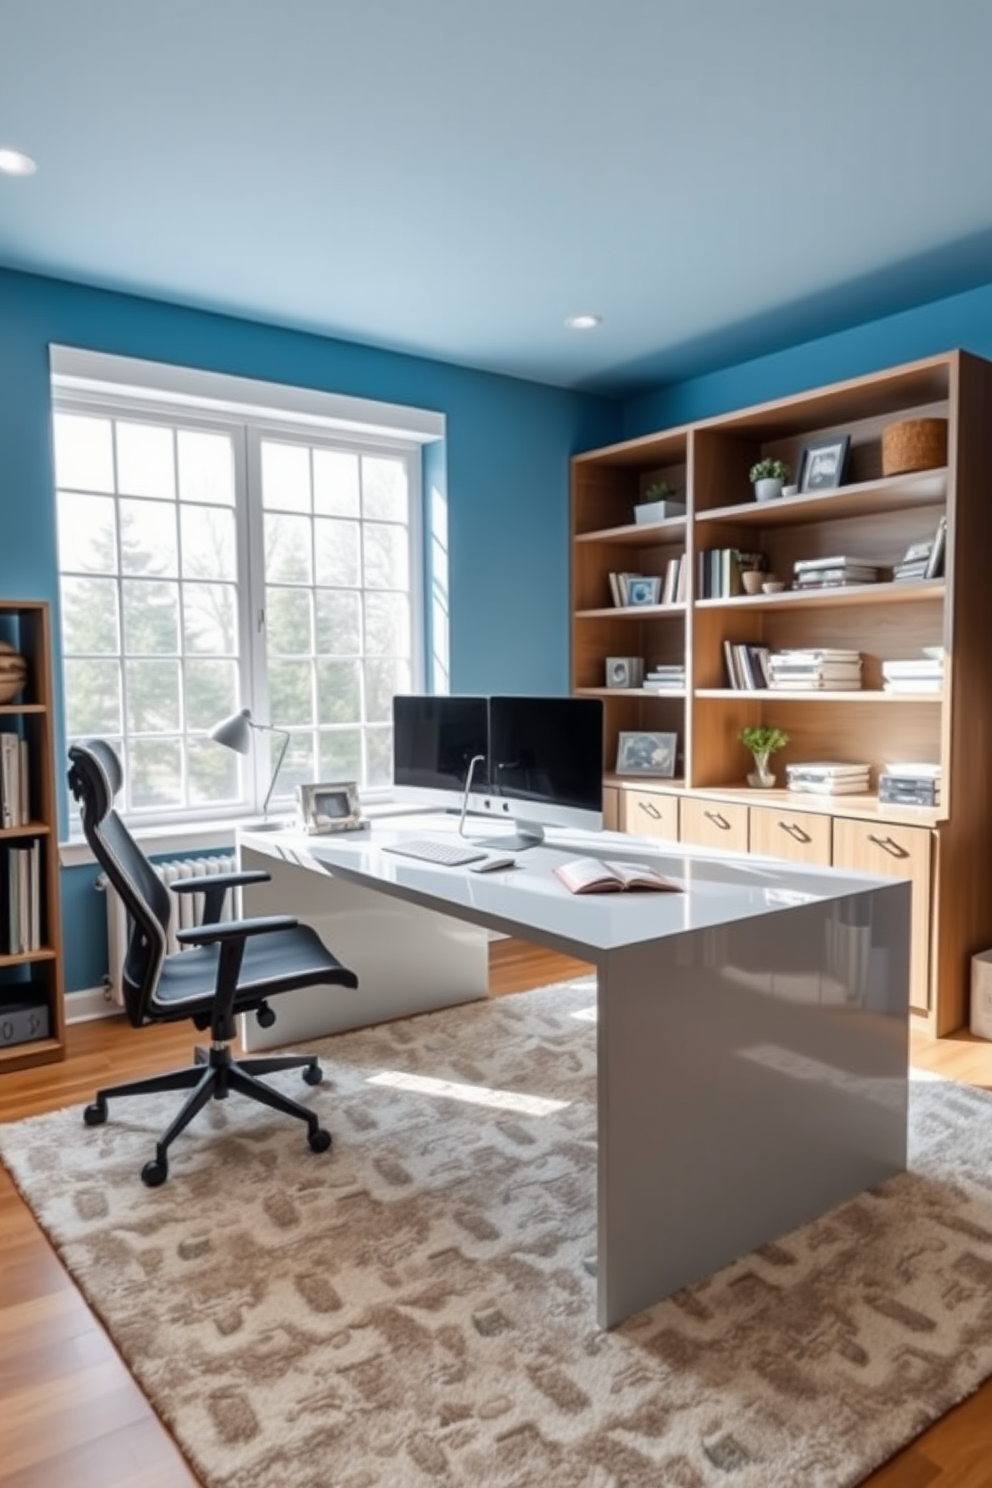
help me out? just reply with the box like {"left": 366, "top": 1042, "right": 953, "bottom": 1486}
{"left": 242, "top": 813, "right": 895, "bottom": 962}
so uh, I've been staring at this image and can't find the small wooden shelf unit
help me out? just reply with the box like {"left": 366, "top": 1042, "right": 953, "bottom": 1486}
{"left": 570, "top": 349, "right": 992, "bottom": 1035}
{"left": 0, "top": 601, "right": 65, "bottom": 1072}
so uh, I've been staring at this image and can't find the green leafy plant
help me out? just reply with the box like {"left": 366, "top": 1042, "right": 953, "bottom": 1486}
{"left": 738, "top": 724, "right": 789, "bottom": 755}
{"left": 638, "top": 480, "right": 676, "bottom": 503}
{"left": 749, "top": 457, "right": 791, "bottom": 483}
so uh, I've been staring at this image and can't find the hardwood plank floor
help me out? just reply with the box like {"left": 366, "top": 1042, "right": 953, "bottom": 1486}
{"left": 1, "top": 944, "right": 991, "bottom": 1488}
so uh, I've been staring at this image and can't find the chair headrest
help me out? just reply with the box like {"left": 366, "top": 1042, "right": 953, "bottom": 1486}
{"left": 67, "top": 738, "right": 124, "bottom": 820}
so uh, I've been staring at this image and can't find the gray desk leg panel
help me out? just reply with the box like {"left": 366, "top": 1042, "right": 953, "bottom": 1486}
{"left": 238, "top": 847, "right": 489, "bottom": 1050}
{"left": 596, "top": 881, "right": 910, "bottom": 1328}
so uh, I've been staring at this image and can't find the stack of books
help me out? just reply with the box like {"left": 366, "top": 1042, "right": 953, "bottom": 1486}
{"left": 878, "top": 763, "right": 942, "bottom": 807}
{"left": 892, "top": 516, "right": 947, "bottom": 582}
{"left": 643, "top": 664, "right": 686, "bottom": 692}
{"left": 792, "top": 556, "right": 883, "bottom": 589}
{"left": 881, "top": 654, "right": 944, "bottom": 693}
{"left": 766, "top": 649, "right": 863, "bottom": 690}
{"left": 786, "top": 762, "right": 871, "bottom": 796}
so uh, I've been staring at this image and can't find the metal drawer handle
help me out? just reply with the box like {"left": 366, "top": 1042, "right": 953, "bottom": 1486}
{"left": 779, "top": 821, "right": 811, "bottom": 843}
{"left": 704, "top": 810, "right": 731, "bottom": 831}
{"left": 867, "top": 833, "right": 910, "bottom": 859}
{"left": 638, "top": 800, "right": 662, "bottom": 820}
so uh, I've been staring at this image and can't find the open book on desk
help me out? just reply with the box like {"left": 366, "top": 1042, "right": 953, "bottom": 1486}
{"left": 553, "top": 857, "right": 682, "bottom": 895}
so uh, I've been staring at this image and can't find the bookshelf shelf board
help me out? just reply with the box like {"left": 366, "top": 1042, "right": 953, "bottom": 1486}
{"left": 696, "top": 689, "right": 943, "bottom": 703}
{"left": 576, "top": 604, "right": 683, "bottom": 619}
{"left": 0, "top": 821, "right": 52, "bottom": 839}
{"left": 574, "top": 517, "right": 688, "bottom": 546}
{"left": 0, "top": 1035, "right": 64, "bottom": 1072}
{"left": 0, "top": 947, "right": 58, "bottom": 967}
{"left": 577, "top": 686, "right": 687, "bottom": 699}
{"left": 696, "top": 580, "right": 944, "bottom": 611}
{"left": 683, "top": 784, "right": 943, "bottom": 826}
{"left": 0, "top": 703, "right": 46, "bottom": 716}
{"left": 696, "top": 470, "right": 947, "bottom": 529}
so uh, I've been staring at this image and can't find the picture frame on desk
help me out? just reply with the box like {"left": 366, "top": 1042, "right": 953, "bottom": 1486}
{"left": 297, "top": 780, "right": 363, "bottom": 834}
{"left": 798, "top": 434, "right": 850, "bottom": 492}
{"left": 616, "top": 731, "right": 677, "bottom": 777}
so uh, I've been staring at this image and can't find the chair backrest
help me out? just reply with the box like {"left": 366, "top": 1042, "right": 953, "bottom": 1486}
{"left": 67, "top": 739, "right": 171, "bottom": 1027}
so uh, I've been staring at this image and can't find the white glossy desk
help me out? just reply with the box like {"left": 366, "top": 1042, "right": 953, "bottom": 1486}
{"left": 239, "top": 817, "right": 910, "bottom": 1327}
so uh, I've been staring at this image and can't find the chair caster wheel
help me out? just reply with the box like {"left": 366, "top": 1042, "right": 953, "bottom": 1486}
{"left": 302, "top": 1063, "right": 323, "bottom": 1086}
{"left": 142, "top": 1158, "right": 169, "bottom": 1187}
{"left": 84, "top": 1100, "right": 107, "bottom": 1126}
{"left": 308, "top": 1128, "right": 332, "bottom": 1154}
{"left": 257, "top": 1005, "right": 277, "bottom": 1029}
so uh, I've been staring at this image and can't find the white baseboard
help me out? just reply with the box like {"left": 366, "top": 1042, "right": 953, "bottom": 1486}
{"left": 66, "top": 985, "right": 123, "bottom": 1024}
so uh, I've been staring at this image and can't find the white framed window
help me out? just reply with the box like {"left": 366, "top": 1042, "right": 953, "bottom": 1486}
{"left": 51, "top": 350, "right": 443, "bottom": 823}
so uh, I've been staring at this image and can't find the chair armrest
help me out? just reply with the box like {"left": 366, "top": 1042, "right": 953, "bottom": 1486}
{"left": 170, "top": 869, "right": 271, "bottom": 894}
{"left": 175, "top": 913, "right": 298, "bottom": 947}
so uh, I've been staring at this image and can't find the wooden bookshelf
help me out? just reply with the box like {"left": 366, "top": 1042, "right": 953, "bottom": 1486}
{"left": 571, "top": 350, "right": 992, "bottom": 1035}
{"left": 0, "top": 601, "right": 65, "bottom": 1071}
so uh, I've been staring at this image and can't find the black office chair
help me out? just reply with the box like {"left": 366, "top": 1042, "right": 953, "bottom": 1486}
{"left": 67, "top": 738, "right": 359, "bottom": 1187}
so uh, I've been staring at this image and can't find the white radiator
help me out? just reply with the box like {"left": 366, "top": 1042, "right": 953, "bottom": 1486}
{"left": 100, "top": 854, "right": 237, "bottom": 1005}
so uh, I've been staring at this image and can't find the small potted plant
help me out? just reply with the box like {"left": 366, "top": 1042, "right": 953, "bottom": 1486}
{"left": 634, "top": 480, "right": 685, "bottom": 526}
{"left": 738, "top": 724, "right": 789, "bottom": 788}
{"left": 749, "top": 458, "right": 791, "bottom": 503}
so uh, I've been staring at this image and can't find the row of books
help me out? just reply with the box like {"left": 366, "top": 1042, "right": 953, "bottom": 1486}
{"left": 0, "top": 732, "right": 30, "bottom": 828}
{"left": 3, "top": 840, "right": 41, "bottom": 954}
{"left": 723, "top": 642, "right": 771, "bottom": 691}
{"left": 698, "top": 548, "right": 763, "bottom": 600}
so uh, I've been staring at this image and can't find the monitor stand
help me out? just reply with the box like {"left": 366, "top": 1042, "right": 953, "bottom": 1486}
{"left": 472, "top": 821, "right": 546, "bottom": 851}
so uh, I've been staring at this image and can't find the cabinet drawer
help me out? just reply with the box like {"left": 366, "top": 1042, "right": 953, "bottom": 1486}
{"left": 679, "top": 796, "right": 749, "bottom": 852}
{"left": 832, "top": 817, "right": 933, "bottom": 1014}
{"left": 749, "top": 804, "right": 832, "bottom": 865}
{"left": 622, "top": 789, "right": 679, "bottom": 842}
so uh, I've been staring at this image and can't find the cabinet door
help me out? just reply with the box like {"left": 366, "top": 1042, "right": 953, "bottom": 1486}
{"left": 832, "top": 818, "right": 933, "bottom": 1014}
{"left": 622, "top": 788, "right": 679, "bottom": 842}
{"left": 679, "top": 795, "right": 749, "bottom": 852}
{"left": 749, "top": 804, "right": 832, "bottom": 865}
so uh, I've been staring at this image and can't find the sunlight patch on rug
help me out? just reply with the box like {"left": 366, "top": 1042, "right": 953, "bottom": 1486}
{"left": 3, "top": 976, "right": 992, "bottom": 1488}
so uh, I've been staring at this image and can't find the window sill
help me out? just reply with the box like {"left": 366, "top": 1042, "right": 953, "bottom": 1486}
{"left": 58, "top": 798, "right": 430, "bottom": 868}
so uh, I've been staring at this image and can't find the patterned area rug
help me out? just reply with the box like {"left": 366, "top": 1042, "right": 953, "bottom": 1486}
{"left": 3, "top": 978, "right": 992, "bottom": 1488}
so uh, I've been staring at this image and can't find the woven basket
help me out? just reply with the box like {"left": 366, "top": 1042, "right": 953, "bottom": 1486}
{"left": 881, "top": 417, "right": 948, "bottom": 476}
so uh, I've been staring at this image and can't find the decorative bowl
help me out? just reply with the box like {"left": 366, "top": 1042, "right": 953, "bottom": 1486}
{"left": 762, "top": 580, "right": 786, "bottom": 594}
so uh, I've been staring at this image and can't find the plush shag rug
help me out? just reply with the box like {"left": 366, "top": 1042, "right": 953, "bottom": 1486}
{"left": 3, "top": 978, "right": 992, "bottom": 1488}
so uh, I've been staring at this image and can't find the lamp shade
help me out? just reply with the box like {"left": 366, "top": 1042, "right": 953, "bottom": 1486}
{"left": 209, "top": 708, "right": 253, "bottom": 754}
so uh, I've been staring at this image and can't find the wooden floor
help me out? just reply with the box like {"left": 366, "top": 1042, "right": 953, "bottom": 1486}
{"left": 3, "top": 942, "right": 992, "bottom": 1488}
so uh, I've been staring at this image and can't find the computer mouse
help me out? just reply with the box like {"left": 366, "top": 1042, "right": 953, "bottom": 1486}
{"left": 468, "top": 854, "right": 518, "bottom": 873}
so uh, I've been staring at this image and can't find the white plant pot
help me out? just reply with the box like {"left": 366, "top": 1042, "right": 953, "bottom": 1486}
{"left": 753, "top": 478, "right": 783, "bottom": 502}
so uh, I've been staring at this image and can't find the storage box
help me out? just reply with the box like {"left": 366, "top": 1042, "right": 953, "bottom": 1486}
{"left": 970, "top": 949, "right": 992, "bottom": 1040}
{"left": 0, "top": 996, "right": 50, "bottom": 1047}
{"left": 881, "top": 417, "right": 948, "bottom": 476}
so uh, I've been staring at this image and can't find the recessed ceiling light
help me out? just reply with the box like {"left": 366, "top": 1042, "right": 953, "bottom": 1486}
{"left": 565, "top": 313, "right": 602, "bottom": 331}
{"left": 0, "top": 148, "right": 38, "bottom": 177}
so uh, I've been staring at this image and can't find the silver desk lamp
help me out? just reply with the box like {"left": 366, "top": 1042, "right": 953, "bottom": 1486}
{"left": 209, "top": 708, "right": 290, "bottom": 818}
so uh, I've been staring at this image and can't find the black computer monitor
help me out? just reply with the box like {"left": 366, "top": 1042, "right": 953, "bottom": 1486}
{"left": 392, "top": 694, "right": 490, "bottom": 811}
{"left": 476, "top": 694, "right": 604, "bottom": 847}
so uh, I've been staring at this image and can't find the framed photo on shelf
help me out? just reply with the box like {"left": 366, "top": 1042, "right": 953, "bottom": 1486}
{"left": 798, "top": 434, "right": 851, "bottom": 492}
{"left": 626, "top": 576, "right": 661, "bottom": 607}
{"left": 615, "top": 731, "right": 677, "bottom": 777}
{"left": 297, "top": 780, "right": 363, "bottom": 834}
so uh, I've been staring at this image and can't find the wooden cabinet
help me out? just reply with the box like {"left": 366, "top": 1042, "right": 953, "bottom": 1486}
{"left": 0, "top": 601, "right": 65, "bottom": 1072}
{"left": 679, "top": 795, "right": 749, "bottom": 852}
{"left": 748, "top": 800, "right": 832, "bottom": 865}
{"left": 620, "top": 787, "right": 679, "bottom": 842}
{"left": 571, "top": 350, "right": 992, "bottom": 1034}
{"left": 832, "top": 817, "right": 933, "bottom": 1016}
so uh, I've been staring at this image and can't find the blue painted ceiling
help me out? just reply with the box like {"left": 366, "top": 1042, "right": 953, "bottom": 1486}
{"left": 1, "top": 0, "right": 991, "bottom": 397}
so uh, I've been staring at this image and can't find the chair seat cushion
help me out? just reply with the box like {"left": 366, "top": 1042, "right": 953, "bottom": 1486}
{"left": 152, "top": 922, "right": 358, "bottom": 1015}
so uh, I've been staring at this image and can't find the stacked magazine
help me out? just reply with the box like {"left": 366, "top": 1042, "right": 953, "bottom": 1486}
{"left": 792, "top": 555, "right": 883, "bottom": 589}
{"left": 882, "top": 654, "right": 944, "bottom": 693}
{"left": 767, "top": 649, "right": 863, "bottom": 690}
{"left": 643, "top": 664, "right": 686, "bottom": 691}
{"left": 786, "top": 762, "right": 871, "bottom": 795}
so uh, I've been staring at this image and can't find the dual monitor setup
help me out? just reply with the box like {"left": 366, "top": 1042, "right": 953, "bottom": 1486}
{"left": 392, "top": 693, "right": 604, "bottom": 849}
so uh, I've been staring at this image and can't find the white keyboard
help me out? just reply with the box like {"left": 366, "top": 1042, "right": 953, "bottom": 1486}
{"left": 382, "top": 837, "right": 489, "bottom": 867}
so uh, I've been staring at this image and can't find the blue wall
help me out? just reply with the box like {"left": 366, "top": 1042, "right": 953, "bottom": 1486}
{"left": 622, "top": 280, "right": 992, "bottom": 435}
{"left": 0, "top": 268, "right": 619, "bottom": 992}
